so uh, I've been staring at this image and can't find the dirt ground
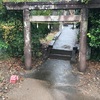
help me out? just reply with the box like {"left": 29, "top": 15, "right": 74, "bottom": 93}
{"left": 0, "top": 57, "right": 100, "bottom": 100}
{"left": 72, "top": 61, "right": 100, "bottom": 98}
{"left": 0, "top": 57, "right": 43, "bottom": 100}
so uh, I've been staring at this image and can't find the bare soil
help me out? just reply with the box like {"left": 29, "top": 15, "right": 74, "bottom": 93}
{"left": 0, "top": 57, "right": 43, "bottom": 100}
{"left": 72, "top": 61, "right": 100, "bottom": 98}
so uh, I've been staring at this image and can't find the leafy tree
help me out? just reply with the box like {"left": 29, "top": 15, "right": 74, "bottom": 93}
{"left": 88, "top": 9, "right": 100, "bottom": 60}
{"left": 0, "top": 2, "right": 50, "bottom": 57}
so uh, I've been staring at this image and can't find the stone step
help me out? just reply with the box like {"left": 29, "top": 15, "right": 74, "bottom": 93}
{"left": 50, "top": 49, "right": 72, "bottom": 56}
{"left": 49, "top": 54, "right": 71, "bottom": 60}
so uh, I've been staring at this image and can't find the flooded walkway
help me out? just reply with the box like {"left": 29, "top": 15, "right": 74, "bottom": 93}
{"left": 53, "top": 24, "right": 78, "bottom": 51}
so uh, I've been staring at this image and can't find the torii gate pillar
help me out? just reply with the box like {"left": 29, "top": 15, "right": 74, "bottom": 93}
{"left": 79, "top": 8, "right": 88, "bottom": 72}
{"left": 23, "top": 8, "right": 32, "bottom": 70}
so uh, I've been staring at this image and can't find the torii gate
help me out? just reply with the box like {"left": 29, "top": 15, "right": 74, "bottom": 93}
{"left": 3, "top": 0, "right": 100, "bottom": 72}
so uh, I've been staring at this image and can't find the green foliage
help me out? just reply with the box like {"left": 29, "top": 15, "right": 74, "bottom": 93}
{"left": 81, "top": 0, "right": 91, "bottom": 3}
{"left": 30, "top": 10, "right": 52, "bottom": 16}
{"left": 88, "top": 9, "right": 100, "bottom": 48}
{"left": 0, "top": 40, "right": 8, "bottom": 49}
{"left": 88, "top": 9, "right": 100, "bottom": 60}
{"left": 31, "top": 23, "right": 50, "bottom": 57}
{"left": 0, "top": 3, "right": 24, "bottom": 56}
{"left": 0, "top": 3, "right": 50, "bottom": 58}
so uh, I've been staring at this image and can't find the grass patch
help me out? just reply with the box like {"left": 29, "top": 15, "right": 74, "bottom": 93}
{"left": 40, "top": 31, "right": 57, "bottom": 44}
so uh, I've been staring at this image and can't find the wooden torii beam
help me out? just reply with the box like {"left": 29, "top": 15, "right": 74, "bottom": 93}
{"left": 30, "top": 15, "right": 81, "bottom": 22}
{"left": 3, "top": 1, "right": 100, "bottom": 10}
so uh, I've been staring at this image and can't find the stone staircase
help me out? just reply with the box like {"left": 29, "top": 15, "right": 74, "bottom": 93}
{"left": 49, "top": 49, "right": 72, "bottom": 60}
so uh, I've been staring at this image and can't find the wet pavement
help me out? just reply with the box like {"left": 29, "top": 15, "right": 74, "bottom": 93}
{"left": 53, "top": 25, "right": 78, "bottom": 51}
{"left": 23, "top": 59, "right": 99, "bottom": 100}
{"left": 32, "top": 59, "right": 78, "bottom": 86}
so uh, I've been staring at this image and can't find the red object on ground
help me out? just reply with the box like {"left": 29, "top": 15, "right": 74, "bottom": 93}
{"left": 10, "top": 75, "right": 19, "bottom": 84}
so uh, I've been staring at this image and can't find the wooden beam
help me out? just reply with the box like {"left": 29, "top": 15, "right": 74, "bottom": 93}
{"left": 30, "top": 15, "right": 81, "bottom": 22}
{"left": 4, "top": 2, "right": 100, "bottom": 10}
{"left": 23, "top": 8, "right": 32, "bottom": 70}
{"left": 1, "top": 1, "right": 89, "bottom": 10}
{"left": 3, "top": 2, "right": 85, "bottom": 10}
{"left": 79, "top": 8, "right": 88, "bottom": 72}
{"left": 4, "top": 1, "right": 100, "bottom": 10}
